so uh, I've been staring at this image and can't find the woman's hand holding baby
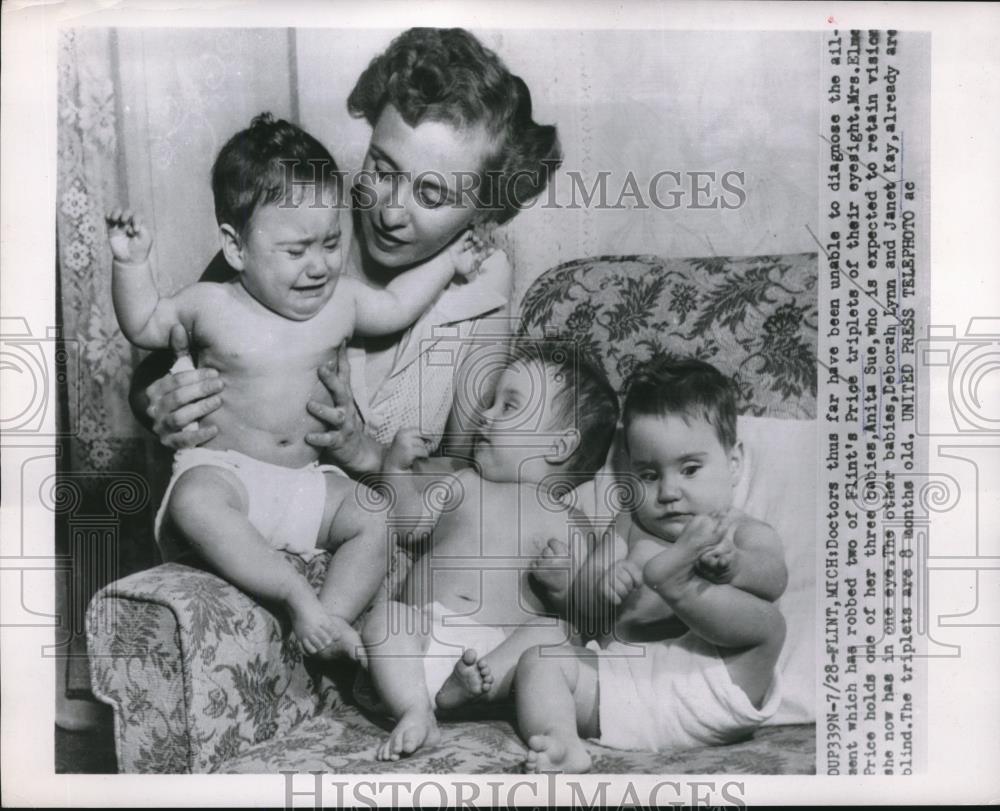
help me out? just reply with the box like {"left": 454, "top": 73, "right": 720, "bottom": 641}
{"left": 141, "top": 325, "right": 224, "bottom": 449}
{"left": 306, "top": 344, "right": 385, "bottom": 475}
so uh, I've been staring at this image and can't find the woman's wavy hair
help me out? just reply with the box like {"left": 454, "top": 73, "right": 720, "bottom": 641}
{"left": 348, "top": 27, "right": 562, "bottom": 224}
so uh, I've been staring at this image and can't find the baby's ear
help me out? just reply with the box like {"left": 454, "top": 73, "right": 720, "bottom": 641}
{"left": 545, "top": 427, "right": 580, "bottom": 466}
{"left": 727, "top": 439, "right": 745, "bottom": 484}
{"left": 219, "top": 224, "right": 245, "bottom": 272}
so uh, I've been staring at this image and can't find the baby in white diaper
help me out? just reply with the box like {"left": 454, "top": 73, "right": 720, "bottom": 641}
{"left": 108, "top": 113, "right": 476, "bottom": 660}
{"left": 512, "top": 358, "right": 789, "bottom": 773}
{"left": 360, "top": 342, "right": 620, "bottom": 762}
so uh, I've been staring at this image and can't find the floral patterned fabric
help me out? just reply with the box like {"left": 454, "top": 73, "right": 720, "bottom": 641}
{"left": 88, "top": 555, "right": 345, "bottom": 773}
{"left": 218, "top": 714, "right": 815, "bottom": 775}
{"left": 518, "top": 253, "right": 818, "bottom": 419}
{"left": 87, "top": 251, "right": 818, "bottom": 773}
{"left": 88, "top": 556, "right": 815, "bottom": 775}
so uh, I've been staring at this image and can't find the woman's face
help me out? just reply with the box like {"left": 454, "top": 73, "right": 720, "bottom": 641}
{"left": 356, "top": 104, "right": 494, "bottom": 271}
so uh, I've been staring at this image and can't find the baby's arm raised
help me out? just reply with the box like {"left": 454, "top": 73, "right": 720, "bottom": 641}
{"left": 349, "top": 240, "right": 464, "bottom": 337}
{"left": 107, "top": 209, "right": 201, "bottom": 349}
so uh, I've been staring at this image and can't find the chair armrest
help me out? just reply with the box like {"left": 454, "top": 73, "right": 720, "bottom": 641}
{"left": 87, "top": 554, "right": 346, "bottom": 773}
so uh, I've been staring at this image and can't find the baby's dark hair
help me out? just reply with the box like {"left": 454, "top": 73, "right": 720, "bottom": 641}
{"left": 507, "top": 340, "right": 619, "bottom": 477}
{"left": 348, "top": 27, "right": 562, "bottom": 224}
{"left": 211, "top": 112, "right": 342, "bottom": 234}
{"left": 623, "top": 358, "right": 738, "bottom": 451}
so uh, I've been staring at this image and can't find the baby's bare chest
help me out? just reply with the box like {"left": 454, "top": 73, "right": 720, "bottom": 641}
{"left": 194, "top": 298, "right": 350, "bottom": 377}
{"left": 432, "top": 484, "right": 569, "bottom": 559}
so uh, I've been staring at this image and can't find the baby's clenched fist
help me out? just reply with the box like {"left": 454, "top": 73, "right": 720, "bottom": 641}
{"left": 106, "top": 208, "right": 152, "bottom": 265}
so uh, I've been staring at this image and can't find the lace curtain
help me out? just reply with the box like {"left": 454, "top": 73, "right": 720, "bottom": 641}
{"left": 55, "top": 27, "right": 296, "bottom": 706}
{"left": 57, "top": 30, "right": 160, "bottom": 708}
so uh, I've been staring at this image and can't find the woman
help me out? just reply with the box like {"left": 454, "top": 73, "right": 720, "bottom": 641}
{"left": 134, "top": 27, "right": 560, "bottom": 472}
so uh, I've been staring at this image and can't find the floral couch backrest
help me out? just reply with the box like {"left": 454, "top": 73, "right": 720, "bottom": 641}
{"left": 517, "top": 253, "right": 818, "bottom": 419}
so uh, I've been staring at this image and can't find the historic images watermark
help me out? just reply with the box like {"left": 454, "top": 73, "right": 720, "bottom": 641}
{"left": 278, "top": 162, "right": 749, "bottom": 214}
{"left": 281, "top": 771, "right": 749, "bottom": 808}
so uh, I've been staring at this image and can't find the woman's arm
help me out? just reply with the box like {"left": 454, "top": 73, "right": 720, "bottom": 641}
{"left": 128, "top": 324, "right": 224, "bottom": 449}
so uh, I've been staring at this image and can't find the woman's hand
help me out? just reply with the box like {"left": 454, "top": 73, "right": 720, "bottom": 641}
{"left": 144, "top": 324, "right": 223, "bottom": 449}
{"left": 306, "top": 343, "right": 385, "bottom": 475}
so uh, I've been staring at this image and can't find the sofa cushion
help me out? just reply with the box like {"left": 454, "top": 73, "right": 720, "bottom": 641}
{"left": 518, "top": 253, "right": 817, "bottom": 419}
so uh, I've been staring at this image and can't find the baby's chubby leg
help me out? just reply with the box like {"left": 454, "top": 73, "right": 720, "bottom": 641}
{"left": 361, "top": 599, "right": 441, "bottom": 761}
{"left": 643, "top": 514, "right": 786, "bottom": 708}
{"left": 435, "top": 619, "right": 573, "bottom": 711}
{"left": 166, "top": 465, "right": 337, "bottom": 654}
{"left": 514, "top": 644, "right": 599, "bottom": 774}
{"left": 311, "top": 474, "right": 393, "bottom": 662}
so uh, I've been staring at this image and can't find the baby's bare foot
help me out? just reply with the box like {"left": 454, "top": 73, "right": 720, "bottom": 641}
{"left": 522, "top": 733, "right": 591, "bottom": 774}
{"left": 435, "top": 649, "right": 495, "bottom": 710}
{"left": 287, "top": 594, "right": 339, "bottom": 655}
{"left": 376, "top": 708, "right": 441, "bottom": 761}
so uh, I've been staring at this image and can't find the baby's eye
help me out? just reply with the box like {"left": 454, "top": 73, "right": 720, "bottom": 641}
{"left": 286, "top": 248, "right": 305, "bottom": 258}
{"left": 323, "top": 240, "right": 339, "bottom": 252}
{"left": 682, "top": 465, "right": 701, "bottom": 478}
{"left": 638, "top": 470, "right": 658, "bottom": 483}
{"left": 501, "top": 401, "right": 517, "bottom": 414}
